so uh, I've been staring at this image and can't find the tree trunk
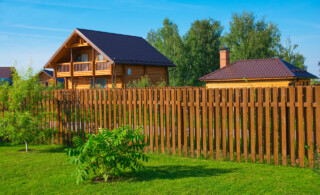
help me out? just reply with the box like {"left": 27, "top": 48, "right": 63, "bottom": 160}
{"left": 24, "top": 140, "right": 28, "bottom": 152}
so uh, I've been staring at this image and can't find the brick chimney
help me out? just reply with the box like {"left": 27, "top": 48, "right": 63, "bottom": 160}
{"left": 219, "top": 46, "right": 230, "bottom": 69}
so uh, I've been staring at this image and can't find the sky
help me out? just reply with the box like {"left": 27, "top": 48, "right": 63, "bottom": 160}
{"left": 0, "top": 0, "right": 319, "bottom": 76}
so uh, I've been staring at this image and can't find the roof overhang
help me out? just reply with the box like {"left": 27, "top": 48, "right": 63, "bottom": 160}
{"left": 44, "top": 29, "right": 114, "bottom": 69}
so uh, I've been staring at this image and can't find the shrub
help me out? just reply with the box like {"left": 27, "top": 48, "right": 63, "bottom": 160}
{"left": 126, "top": 75, "right": 167, "bottom": 88}
{"left": 66, "top": 126, "right": 148, "bottom": 184}
{"left": 0, "top": 66, "right": 55, "bottom": 151}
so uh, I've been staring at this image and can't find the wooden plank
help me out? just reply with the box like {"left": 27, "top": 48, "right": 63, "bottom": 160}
{"left": 201, "top": 88, "right": 207, "bottom": 157}
{"left": 177, "top": 89, "right": 182, "bottom": 154}
{"left": 85, "top": 90, "right": 89, "bottom": 134}
{"left": 215, "top": 88, "right": 221, "bottom": 160}
{"left": 143, "top": 89, "right": 148, "bottom": 150}
{"left": 306, "top": 86, "right": 313, "bottom": 168}
{"left": 265, "top": 88, "right": 271, "bottom": 164}
{"left": 113, "top": 89, "right": 117, "bottom": 129}
{"left": 118, "top": 89, "right": 122, "bottom": 127}
{"left": 297, "top": 86, "right": 304, "bottom": 167}
{"left": 273, "top": 87, "right": 279, "bottom": 165}
{"left": 195, "top": 88, "right": 200, "bottom": 157}
{"left": 257, "top": 88, "right": 263, "bottom": 163}
{"left": 221, "top": 88, "right": 226, "bottom": 159}
{"left": 160, "top": 89, "right": 165, "bottom": 154}
{"left": 229, "top": 88, "right": 234, "bottom": 160}
{"left": 315, "top": 87, "right": 320, "bottom": 159}
{"left": 93, "top": 90, "right": 97, "bottom": 133}
{"left": 235, "top": 88, "right": 241, "bottom": 162}
{"left": 128, "top": 89, "right": 132, "bottom": 128}
{"left": 280, "top": 87, "right": 287, "bottom": 165}
{"left": 182, "top": 89, "right": 188, "bottom": 157}
{"left": 250, "top": 88, "right": 255, "bottom": 162}
{"left": 123, "top": 89, "right": 127, "bottom": 127}
{"left": 242, "top": 88, "right": 248, "bottom": 161}
{"left": 103, "top": 90, "right": 107, "bottom": 129}
{"left": 133, "top": 89, "right": 137, "bottom": 129}
{"left": 149, "top": 89, "right": 154, "bottom": 152}
{"left": 189, "top": 88, "right": 194, "bottom": 157}
{"left": 288, "top": 87, "right": 295, "bottom": 166}
{"left": 90, "top": 90, "right": 93, "bottom": 134}
{"left": 154, "top": 89, "right": 159, "bottom": 152}
{"left": 171, "top": 89, "right": 176, "bottom": 155}
{"left": 99, "top": 90, "right": 102, "bottom": 129}
{"left": 166, "top": 88, "right": 170, "bottom": 153}
{"left": 138, "top": 89, "right": 142, "bottom": 127}
{"left": 108, "top": 90, "right": 112, "bottom": 130}
{"left": 208, "top": 89, "right": 213, "bottom": 159}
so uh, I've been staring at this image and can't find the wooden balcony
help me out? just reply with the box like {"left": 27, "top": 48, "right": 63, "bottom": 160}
{"left": 73, "top": 62, "right": 92, "bottom": 76}
{"left": 95, "top": 61, "right": 111, "bottom": 75}
{"left": 56, "top": 63, "right": 71, "bottom": 77}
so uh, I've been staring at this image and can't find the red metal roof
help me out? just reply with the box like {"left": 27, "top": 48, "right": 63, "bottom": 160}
{"left": 199, "top": 58, "right": 317, "bottom": 81}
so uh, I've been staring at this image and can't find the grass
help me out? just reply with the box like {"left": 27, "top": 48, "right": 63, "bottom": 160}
{"left": 0, "top": 144, "right": 319, "bottom": 194}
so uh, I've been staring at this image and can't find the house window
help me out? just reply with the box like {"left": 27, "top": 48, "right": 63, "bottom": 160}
{"left": 127, "top": 68, "right": 131, "bottom": 75}
{"left": 75, "top": 53, "right": 89, "bottom": 62}
{"left": 91, "top": 78, "right": 107, "bottom": 89}
{"left": 97, "top": 52, "right": 104, "bottom": 61}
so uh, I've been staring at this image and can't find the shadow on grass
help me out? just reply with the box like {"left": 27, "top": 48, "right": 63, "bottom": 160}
{"left": 36, "top": 146, "right": 68, "bottom": 153}
{"left": 130, "top": 165, "right": 237, "bottom": 182}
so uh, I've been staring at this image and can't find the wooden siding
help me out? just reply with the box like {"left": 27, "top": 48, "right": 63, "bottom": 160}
{"left": 39, "top": 72, "right": 53, "bottom": 84}
{"left": 206, "top": 79, "right": 292, "bottom": 88}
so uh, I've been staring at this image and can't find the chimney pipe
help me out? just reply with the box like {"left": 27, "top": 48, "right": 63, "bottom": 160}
{"left": 219, "top": 46, "right": 230, "bottom": 69}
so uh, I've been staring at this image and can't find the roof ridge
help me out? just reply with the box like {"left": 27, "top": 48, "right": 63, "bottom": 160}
{"left": 76, "top": 28, "right": 143, "bottom": 39}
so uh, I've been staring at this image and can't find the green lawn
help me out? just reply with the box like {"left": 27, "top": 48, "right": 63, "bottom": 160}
{"left": 0, "top": 144, "right": 319, "bottom": 194}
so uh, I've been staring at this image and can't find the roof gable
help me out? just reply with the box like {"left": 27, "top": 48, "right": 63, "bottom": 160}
{"left": 199, "top": 58, "right": 317, "bottom": 81}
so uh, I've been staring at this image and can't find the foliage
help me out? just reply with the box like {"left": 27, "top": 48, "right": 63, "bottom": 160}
{"left": 222, "top": 11, "right": 281, "bottom": 62}
{"left": 148, "top": 12, "right": 307, "bottom": 86}
{"left": 278, "top": 38, "right": 306, "bottom": 70}
{"left": 312, "top": 146, "right": 320, "bottom": 176}
{"left": 126, "top": 75, "right": 166, "bottom": 88}
{"left": 183, "top": 19, "right": 223, "bottom": 86}
{"left": 66, "top": 126, "right": 148, "bottom": 184}
{"left": 0, "top": 66, "right": 55, "bottom": 151}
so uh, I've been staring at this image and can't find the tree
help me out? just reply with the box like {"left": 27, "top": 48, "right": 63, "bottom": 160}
{"left": 0, "top": 66, "right": 54, "bottom": 151}
{"left": 147, "top": 18, "right": 185, "bottom": 86}
{"left": 183, "top": 18, "right": 223, "bottom": 86}
{"left": 222, "top": 11, "right": 281, "bottom": 62}
{"left": 278, "top": 38, "right": 306, "bottom": 70}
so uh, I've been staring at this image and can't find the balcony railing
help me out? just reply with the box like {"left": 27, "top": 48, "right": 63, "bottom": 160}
{"left": 57, "top": 63, "right": 70, "bottom": 72}
{"left": 74, "top": 62, "right": 92, "bottom": 72}
{"left": 96, "top": 61, "right": 110, "bottom": 71}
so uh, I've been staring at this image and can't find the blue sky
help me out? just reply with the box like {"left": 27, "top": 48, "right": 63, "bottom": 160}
{"left": 0, "top": 0, "right": 319, "bottom": 76}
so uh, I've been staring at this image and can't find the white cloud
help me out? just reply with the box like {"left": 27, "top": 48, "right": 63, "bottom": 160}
{"left": 10, "top": 24, "right": 71, "bottom": 32}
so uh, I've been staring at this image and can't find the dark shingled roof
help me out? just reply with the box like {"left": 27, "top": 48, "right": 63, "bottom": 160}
{"left": 199, "top": 58, "right": 317, "bottom": 81}
{"left": 42, "top": 70, "right": 65, "bottom": 83}
{"left": 76, "top": 28, "right": 175, "bottom": 67}
{"left": 0, "top": 67, "right": 14, "bottom": 79}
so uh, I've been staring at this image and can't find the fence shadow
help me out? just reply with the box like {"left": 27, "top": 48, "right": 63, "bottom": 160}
{"left": 130, "top": 165, "right": 237, "bottom": 182}
{"left": 36, "top": 146, "right": 68, "bottom": 153}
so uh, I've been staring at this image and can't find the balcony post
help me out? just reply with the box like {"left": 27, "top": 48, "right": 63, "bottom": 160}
{"left": 53, "top": 64, "right": 57, "bottom": 86}
{"left": 70, "top": 48, "right": 74, "bottom": 89}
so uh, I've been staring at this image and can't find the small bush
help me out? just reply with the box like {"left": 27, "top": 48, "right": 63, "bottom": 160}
{"left": 126, "top": 75, "right": 167, "bottom": 88}
{"left": 66, "top": 126, "right": 148, "bottom": 184}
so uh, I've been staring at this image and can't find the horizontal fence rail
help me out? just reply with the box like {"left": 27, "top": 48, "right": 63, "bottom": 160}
{"left": 1, "top": 86, "right": 320, "bottom": 168}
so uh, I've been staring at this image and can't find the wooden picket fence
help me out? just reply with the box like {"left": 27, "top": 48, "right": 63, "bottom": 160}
{"left": 1, "top": 86, "right": 320, "bottom": 168}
